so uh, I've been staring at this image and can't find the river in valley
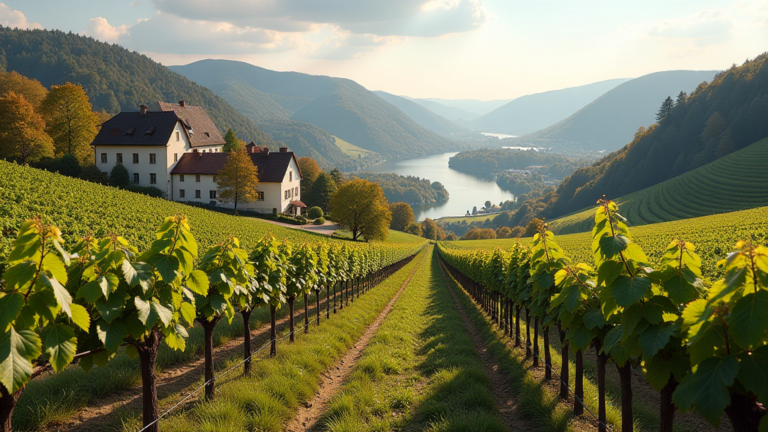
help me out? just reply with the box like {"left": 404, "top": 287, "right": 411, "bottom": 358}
{"left": 363, "top": 152, "right": 515, "bottom": 221}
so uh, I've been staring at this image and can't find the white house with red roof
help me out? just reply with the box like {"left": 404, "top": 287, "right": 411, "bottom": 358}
{"left": 91, "top": 102, "right": 304, "bottom": 215}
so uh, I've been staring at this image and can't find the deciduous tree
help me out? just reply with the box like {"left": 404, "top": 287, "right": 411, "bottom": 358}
{"left": 0, "top": 71, "right": 48, "bottom": 107}
{"left": 40, "top": 83, "right": 100, "bottom": 164}
{"left": 329, "top": 179, "right": 391, "bottom": 241}
{"left": 299, "top": 157, "right": 321, "bottom": 198}
{"left": 404, "top": 222, "right": 422, "bottom": 237}
{"left": 0, "top": 92, "right": 54, "bottom": 164}
{"left": 216, "top": 148, "right": 260, "bottom": 215}
{"left": 389, "top": 202, "right": 415, "bottom": 231}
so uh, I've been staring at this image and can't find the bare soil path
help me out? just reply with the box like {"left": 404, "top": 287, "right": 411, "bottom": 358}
{"left": 437, "top": 259, "right": 532, "bottom": 432}
{"left": 284, "top": 250, "right": 427, "bottom": 432}
{"left": 46, "top": 293, "right": 338, "bottom": 432}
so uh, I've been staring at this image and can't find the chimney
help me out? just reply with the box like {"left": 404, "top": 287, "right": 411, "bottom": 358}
{"left": 193, "top": 148, "right": 201, "bottom": 158}
{"left": 263, "top": 147, "right": 270, "bottom": 155}
{"left": 279, "top": 146, "right": 288, "bottom": 153}
{"left": 179, "top": 101, "right": 186, "bottom": 108}
{"left": 140, "top": 104, "right": 148, "bottom": 115}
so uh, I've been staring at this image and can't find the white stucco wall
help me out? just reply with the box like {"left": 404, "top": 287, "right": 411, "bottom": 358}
{"left": 93, "top": 123, "right": 222, "bottom": 196}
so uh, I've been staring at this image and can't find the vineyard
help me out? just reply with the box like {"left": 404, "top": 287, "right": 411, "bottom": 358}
{"left": 547, "top": 137, "right": 768, "bottom": 234}
{"left": 438, "top": 200, "right": 768, "bottom": 432}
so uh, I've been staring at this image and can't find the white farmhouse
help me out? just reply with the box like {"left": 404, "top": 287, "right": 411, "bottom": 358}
{"left": 91, "top": 101, "right": 305, "bottom": 215}
{"left": 171, "top": 145, "right": 305, "bottom": 215}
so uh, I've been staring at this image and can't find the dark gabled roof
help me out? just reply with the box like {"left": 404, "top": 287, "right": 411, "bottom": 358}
{"left": 171, "top": 151, "right": 300, "bottom": 183}
{"left": 92, "top": 111, "right": 183, "bottom": 146}
{"left": 155, "top": 101, "right": 226, "bottom": 148}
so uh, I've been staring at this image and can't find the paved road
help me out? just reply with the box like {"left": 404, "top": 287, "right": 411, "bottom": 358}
{"left": 259, "top": 218, "right": 340, "bottom": 236}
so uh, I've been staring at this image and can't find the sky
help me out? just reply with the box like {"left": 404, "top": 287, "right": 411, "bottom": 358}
{"left": 1, "top": 0, "right": 765, "bottom": 100}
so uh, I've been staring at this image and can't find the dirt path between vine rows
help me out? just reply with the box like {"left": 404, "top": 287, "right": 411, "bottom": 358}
{"left": 285, "top": 250, "right": 427, "bottom": 432}
{"left": 46, "top": 292, "right": 342, "bottom": 432}
{"left": 437, "top": 260, "right": 532, "bottom": 432}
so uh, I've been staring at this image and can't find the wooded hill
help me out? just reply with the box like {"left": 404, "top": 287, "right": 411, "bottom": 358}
{"left": 0, "top": 28, "right": 275, "bottom": 148}
{"left": 468, "top": 78, "right": 629, "bottom": 136}
{"left": 353, "top": 172, "right": 449, "bottom": 206}
{"left": 525, "top": 70, "right": 718, "bottom": 150}
{"left": 170, "top": 60, "right": 464, "bottom": 159}
{"left": 372, "top": 91, "right": 466, "bottom": 137}
{"left": 534, "top": 54, "right": 768, "bottom": 221}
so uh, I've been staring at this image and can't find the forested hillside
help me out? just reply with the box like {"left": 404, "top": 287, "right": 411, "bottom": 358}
{"left": 469, "top": 78, "right": 628, "bottom": 136}
{"left": 0, "top": 28, "right": 275, "bottom": 147}
{"left": 373, "top": 91, "right": 466, "bottom": 137}
{"left": 171, "top": 60, "right": 464, "bottom": 159}
{"left": 526, "top": 70, "right": 718, "bottom": 150}
{"left": 448, "top": 148, "right": 591, "bottom": 178}
{"left": 534, "top": 54, "right": 768, "bottom": 220}
{"left": 353, "top": 172, "right": 449, "bottom": 206}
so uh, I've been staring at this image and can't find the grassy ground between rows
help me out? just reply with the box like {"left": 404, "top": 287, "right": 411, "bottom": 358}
{"left": 317, "top": 246, "right": 506, "bottom": 432}
{"left": 117, "top": 249, "right": 426, "bottom": 431}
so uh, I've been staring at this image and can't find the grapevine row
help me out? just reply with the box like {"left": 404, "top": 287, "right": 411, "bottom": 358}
{"left": 438, "top": 199, "right": 767, "bottom": 432}
{"left": 0, "top": 214, "right": 425, "bottom": 432}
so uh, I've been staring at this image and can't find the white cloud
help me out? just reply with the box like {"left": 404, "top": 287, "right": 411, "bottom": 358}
{"left": 643, "top": 9, "right": 734, "bottom": 46}
{"left": 86, "top": 17, "right": 130, "bottom": 43}
{"left": 0, "top": 3, "right": 41, "bottom": 30}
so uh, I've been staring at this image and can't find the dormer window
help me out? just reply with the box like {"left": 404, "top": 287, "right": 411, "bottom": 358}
{"left": 125, "top": 127, "right": 135, "bottom": 136}
{"left": 145, "top": 126, "right": 155, "bottom": 135}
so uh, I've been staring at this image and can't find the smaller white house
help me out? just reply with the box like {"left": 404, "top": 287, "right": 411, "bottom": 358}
{"left": 170, "top": 145, "right": 305, "bottom": 215}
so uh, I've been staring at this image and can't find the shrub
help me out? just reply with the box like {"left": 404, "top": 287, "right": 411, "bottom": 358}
{"left": 126, "top": 185, "right": 165, "bottom": 198}
{"left": 31, "top": 154, "right": 82, "bottom": 177}
{"left": 314, "top": 217, "right": 325, "bottom": 225}
{"left": 79, "top": 164, "right": 109, "bottom": 184}
{"left": 110, "top": 163, "right": 130, "bottom": 188}
{"left": 296, "top": 215, "right": 308, "bottom": 225}
{"left": 307, "top": 206, "right": 323, "bottom": 219}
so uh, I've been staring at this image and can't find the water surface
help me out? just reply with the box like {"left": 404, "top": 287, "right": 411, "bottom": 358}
{"left": 364, "top": 152, "right": 515, "bottom": 221}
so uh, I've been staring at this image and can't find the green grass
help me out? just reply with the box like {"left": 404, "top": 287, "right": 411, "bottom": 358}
{"left": 331, "top": 228, "right": 425, "bottom": 244}
{"left": 116, "top": 250, "right": 426, "bottom": 431}
{"left": 318, "top": 246, "right": 505, "bottom": 432}
{"left": 445, "top": 203, "right": 768, "bottom": 278}
{"left": 437, "top": 213, "right": 500, "bottom": 224}
{"left": 334, "top": 136, "right": 378, "bottom": 159}
{"left": 547, "top": 136, "right": 768, "bottom": 234}
{"left": 14, "top": 290, "right": 329, "bottom": 431}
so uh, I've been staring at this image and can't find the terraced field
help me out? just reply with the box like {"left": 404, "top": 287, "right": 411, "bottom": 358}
{"left": 447, "top": 203, "right": 768, "bottom": 278}
{"left": 547, "top": 136, "right": 768, "bottom": 234}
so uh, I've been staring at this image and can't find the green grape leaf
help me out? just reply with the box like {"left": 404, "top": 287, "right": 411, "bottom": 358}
{"left": 95, "top": 290, "right": 128, "bottom": 324}
{"left": 40, "top": 273, "right": 72, "bottom": 318}
{"left": 597, "top": 260, "right": 624, "bottom": 287}
{"left": 612, "top": 276, "right": 651, "bottom": 307}
{"left": 135, "top": 298, "right": 173, "bottom": 329}
{"left": 78, "top": 354, "right": 94, "bottom": 373}
{"left": 602, "top": 325, "right": 623, "bottom": 355}
{"left": 644, "top": 354, "right": 671, "bottom": 391}
{"left": 727, "top": 290, "right": 768, "bottom": 348}
{"left": 186, "top": 270, "right": 209, "bottom": 296}
{"left": 122, "top": 260, "right": 152, "bottom": 292}
{"left": 96, "top": 320, "right": 126, "bottom": 353}
{"left": 0, "top": 293, "right": 24, "bottom": 332}
{"left": 41, "top": 324, "right": 76, "bottom": 372}
{"left": 180, "top": 302, "right": 196, "bottom": 327}
{"left": 664, "top": 275, "right": 696, "bottom": 304}
{"left": 737, "top": 345, "right": 768, "bottom": 402}
{"left": 0, "top": 327, "right": 41, "bottom": 393}
{"left": 147, "top": 254, "right": 180, "bottom": 283}
{"left": 42, "top": 253, "right": 67, "bottom": 285}
{"left": 639, "top": 324, "right": 675, "bottom": 358}
{"left": 599, "top": 235, "right": 630, "bottom": 259}
{"left": 76, "top": 280, "right": 103, "bottom": 303}
{"left": 70, "top": 303, "right": 91, "bottom": 332}
{"left": 583, "top": 308, "right": 606, "bottom": 330}
{"left": 569, "top": 326, "right": 593, "bottom": 351}
{"left": 125, "top": 344, "right": 139, "bottom": 360}
{"left": 2, "top": 261, "right": 36, "bottom": 291}
{"left": 98, "top": 274, "right": 120, "bottom": 301}
{"left": 680, "top": 356, "right": 739, "bottom": 426}
{"left": 622, "top": 303, "right": 644, "bottom": 336}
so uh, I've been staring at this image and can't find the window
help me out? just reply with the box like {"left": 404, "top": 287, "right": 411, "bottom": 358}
{"left": 133, "top": 173, "right": 139, "bottom": 184}
{"left": 295, "top": 187, "right": 299, "bottom": 196}
{"left": 133, "top": 153, "right": 139, "bottom": 164}
{"left": 149, "top": 153, "right": 156, "bottom": 164}
{"left": 179, "top": 189, "right": 185, "bottom": 198}
{"left": 256, "top": 191, "right": 264, "bottom": 201}
{"left": 289, "top": 171, "right": 293, "bottom": 182}
{"left": 209, "top": 190, "right": 217, "bottom": 199}
{"left": 195, "top": 174, "right": 201, "bottom": 183}
{"left": 116, "top": 153, "right": 123, "bottom": 164}
{"left": 176, "top": 131, "right": 180, "bottom": 141}
{"left": 213, "top": 176, "right": 217, "bottom": 183}
{"left": 100, "top": 153, "right": 107, "bottom": 163}
{"left": 150, "top": 173, "right": 157, "bottom": 184}
{"left": 174, "top": 153, "right": 178, "bottom": 162}
{"left": 284, "top": 190, "right": 290, "bottom": 200}
{"left": 180, "top": 174, "right": 185, "bottom": 182}
{"left": 195, "top": 190, "right": 201, "bottom": 199}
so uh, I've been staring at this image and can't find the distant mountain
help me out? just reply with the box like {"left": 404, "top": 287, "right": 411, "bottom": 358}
{"left": 527, "top": 71, "right": 719, "bottom": 150}
{"left": 373, "top": 91, "right": 466, "bottom": 137}
{"left": 404, "top": 98, "right": 480, "bottom": 122}
{"left": 421, "top": 98, "right": 512, "bottom": 117}
{"left": 0, "top": 27, "right": 275, "bottom": 148}
{"left": 529, "top": 55, "right": 768, "bottom": 221}
{"left": 469, "top": 78, "right": 629, "bottom": 136}
{"left": 171, "top": 60, "right": 462, "bottom": 159}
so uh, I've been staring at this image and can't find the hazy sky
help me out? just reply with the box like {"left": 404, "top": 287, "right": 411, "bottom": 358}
{"left": 2, "top": 0, "right": 765, "bottom": 100}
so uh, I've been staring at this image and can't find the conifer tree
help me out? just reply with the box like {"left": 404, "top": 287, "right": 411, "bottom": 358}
{"left": 655, "top": 96, "right": 674, "bottom": 122}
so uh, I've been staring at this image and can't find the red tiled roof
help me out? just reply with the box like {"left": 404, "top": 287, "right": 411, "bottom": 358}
{"left": 290, "top": 200, "right": 307, "bottom": 208}
{"left": 171, "top": 151, "right": 300, "bottom": 183}
{"left": 92, "top": 111, "right": 184, "bottom": 147}
{"left": 154, "top": 101, "right": 225, "bottom": 148}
